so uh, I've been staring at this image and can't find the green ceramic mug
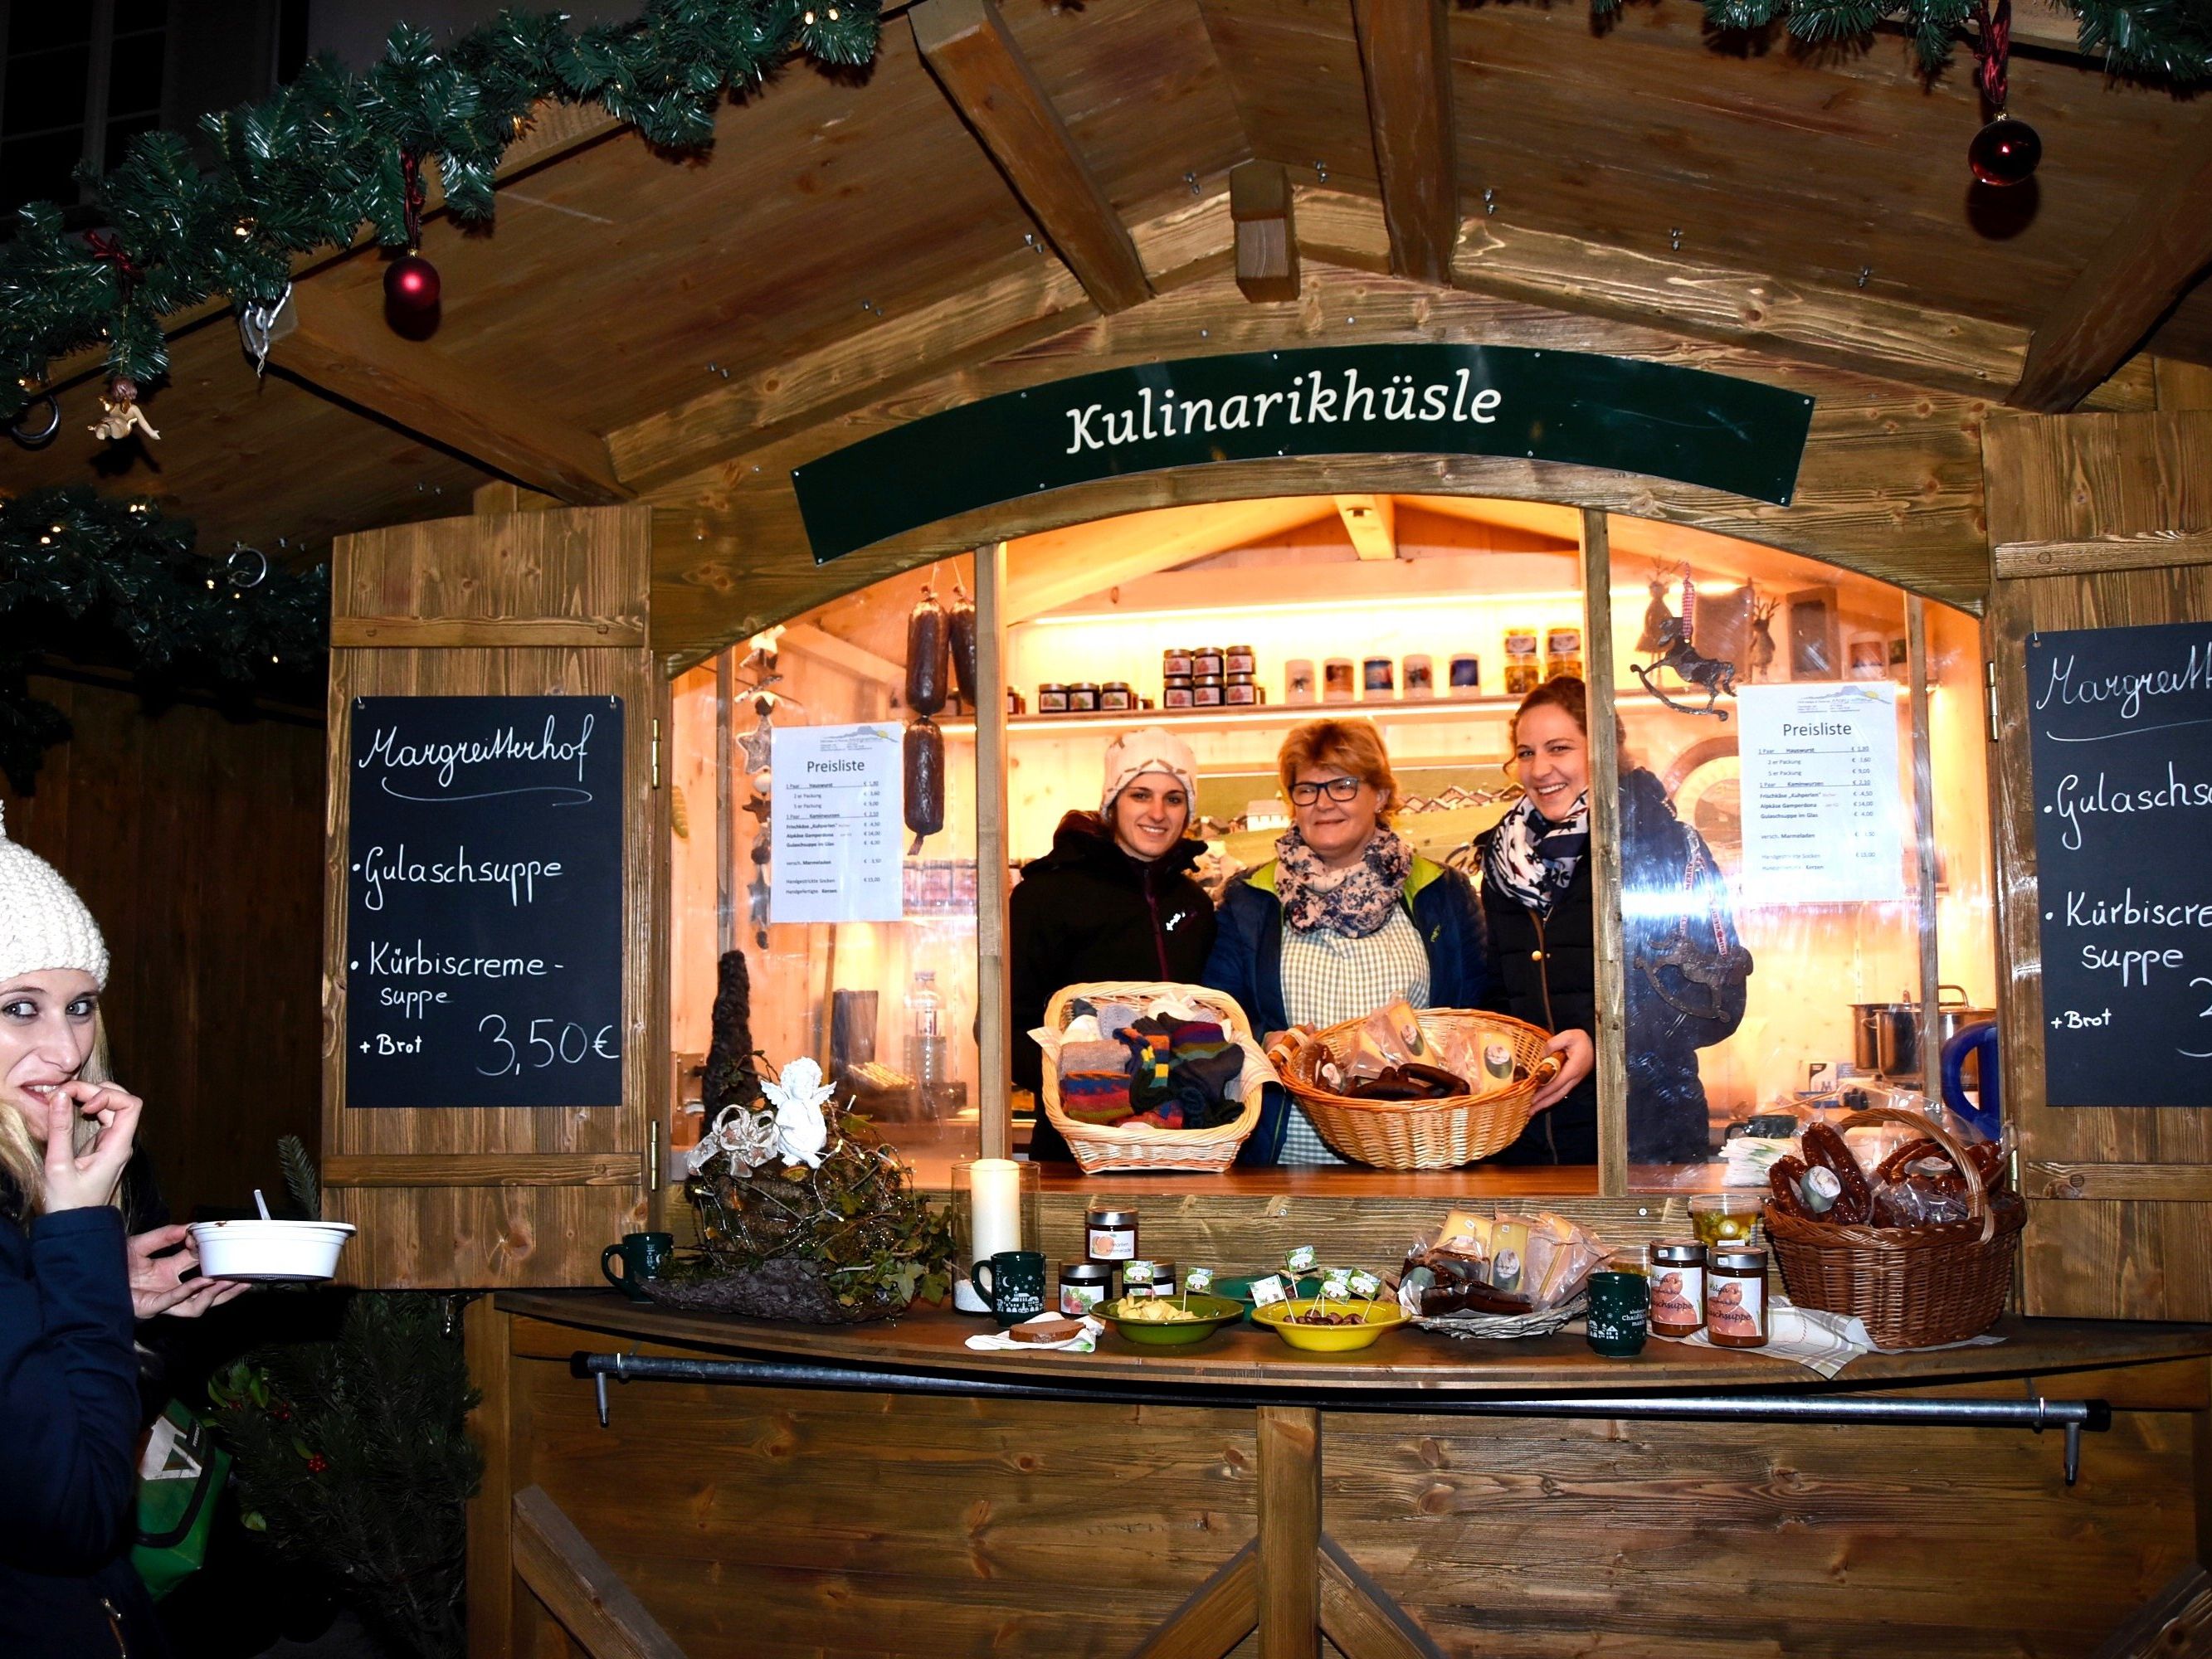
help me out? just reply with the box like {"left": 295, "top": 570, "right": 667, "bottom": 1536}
{"left": 972, "top": 1249, "right": 1047, "bottom": 1326}
{"left": 1584, "top": 1270, "right": 1651, "bottom": 1358}
{"left": 602, "top": 1231, "right": 675, "bottom": 1303}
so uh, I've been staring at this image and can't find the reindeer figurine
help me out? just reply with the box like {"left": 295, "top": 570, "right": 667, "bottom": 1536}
{"left": 1631, "top": 563, "right": 1738, "bottom": 720}
{"left": 1747, "top": 593, "right": 1780, "bottom": 683}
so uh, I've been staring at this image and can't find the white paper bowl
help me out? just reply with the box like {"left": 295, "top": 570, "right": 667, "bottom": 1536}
{"left": 188, "top": 1219, "right": 357, "bottom": 1282}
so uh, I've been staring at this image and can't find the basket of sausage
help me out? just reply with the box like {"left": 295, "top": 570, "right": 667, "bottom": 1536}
{"left": 1762, "top": 1106, "right": 2023, "bottom": 1350}
{"left": 1273, "top": 1004, "right": 1562, "bottom": 1170}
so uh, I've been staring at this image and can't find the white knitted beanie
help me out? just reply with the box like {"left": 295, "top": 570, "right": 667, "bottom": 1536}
{"left": 1100, "top": 727, "right": 1200, "bottom": 816}
{"left": 0, "top": 805, "right": 108, "bottom": 988}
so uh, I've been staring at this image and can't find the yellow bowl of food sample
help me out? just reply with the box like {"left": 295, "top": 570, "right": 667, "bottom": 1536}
{"left": 1092, "top": 1294, "right": 1245, "bottom": 1347}
{"left": 1251, "top": 1298, "right": 1408, "bottom": 1352}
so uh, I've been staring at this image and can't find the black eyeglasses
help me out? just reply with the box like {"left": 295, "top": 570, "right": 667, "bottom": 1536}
{"left": 1287, "top": 777, "right": 1363, "bottom": 805}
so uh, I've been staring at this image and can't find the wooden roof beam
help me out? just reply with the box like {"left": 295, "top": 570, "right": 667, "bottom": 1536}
{"left": 911, "top": 0, "right": 1153, "bottom": 314}
{"left": 2010, "top": 123, "right": 2212, "bottom": 412}
{"left": 1335, "top": 494, "right": 1397, "bottom": 560}
{"left": 269, "top": 285, "right": 632, "bottom": 507}
{"left": 1350, "top": 0, "right": 1458, "bottom": 285}
{"left": 1231, "top": 161, "right": 1301, "bottom": 303}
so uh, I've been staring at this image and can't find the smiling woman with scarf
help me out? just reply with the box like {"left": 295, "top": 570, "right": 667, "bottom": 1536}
{"left": 1479, "top": 677, "right": 1752, "bottom": 1165}
{"left": 1206, "top": 719, "right": 1533, "bottom": 1165}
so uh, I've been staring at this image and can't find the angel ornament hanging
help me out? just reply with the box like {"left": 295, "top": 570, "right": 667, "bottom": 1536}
{"left": 90, "top": 377, "right": 159, "bottom": 443}
{"left": 1631, "top": 562, "right": 1738, "bottom": 721}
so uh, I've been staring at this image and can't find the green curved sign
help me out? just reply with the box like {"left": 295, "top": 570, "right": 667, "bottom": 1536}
{"left": 792, "top": 343, "right": 1815, "bottom": 565}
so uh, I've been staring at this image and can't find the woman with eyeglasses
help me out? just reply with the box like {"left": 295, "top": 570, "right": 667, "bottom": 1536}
{"left": 1203, "top": 718, "right": 1512, "bottom": 1165}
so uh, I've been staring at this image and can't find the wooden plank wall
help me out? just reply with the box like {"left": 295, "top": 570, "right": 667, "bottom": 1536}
{"left": 0, "top": 671, "right": 324, "bottom": 1221}
{"left": 642, "top": 260, "right": 1995, "bottom": 664}
{"left": 322, "top": 508, "right": 665, "bottom": 1287}
{"left": 1983, "top": 411, "right": 2212, "bottom": 1321}
{"left": 488, "top": 1313, "right": 2202, "bottom": 1658}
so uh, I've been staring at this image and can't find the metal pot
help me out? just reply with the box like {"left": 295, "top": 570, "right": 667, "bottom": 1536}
{"left": 1851, "top": 986, "right": 1995, "bottom": 1082}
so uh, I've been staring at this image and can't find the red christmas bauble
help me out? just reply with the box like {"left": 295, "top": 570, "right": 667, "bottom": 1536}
{"left": 383, "top": 251, "right": 441, "bottom": 313}
{"left": 1969, "top": 116, "right": 2041, "bottom": 187}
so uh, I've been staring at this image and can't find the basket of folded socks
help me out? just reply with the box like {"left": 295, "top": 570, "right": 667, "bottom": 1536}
{"left": 1035, "top": 981, "right": 1268, "bottom": 1173}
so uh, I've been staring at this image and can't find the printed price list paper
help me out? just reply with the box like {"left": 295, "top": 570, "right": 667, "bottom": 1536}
{"left": 2028, "top": 622, "right": 2212, "bottom": 1107}
{"left": 1737, "top": 683, "right": 1906, "bottom": 905}
{"left": 769, "top": 722, "right": 905, "bottom": 924}
{"left": 345, "top": 695, "right": 625, "bottom": 1108}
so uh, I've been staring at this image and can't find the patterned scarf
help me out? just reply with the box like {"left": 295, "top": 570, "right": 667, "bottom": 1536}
{"left": 1484, "top": 791, "right": 1591, "bottom": 918}
{"left": 1274, "top": 825, "right": 1414, "bottom": 937}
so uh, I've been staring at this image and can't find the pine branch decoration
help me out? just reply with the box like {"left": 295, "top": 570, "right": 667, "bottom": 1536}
{"left": 278, "top": 1134, "right": 322, "bottom": 1221}
{"left": 0, "top": 485, "right": 325, "bottom": 791}
{"left": 0, "top": 1, "right": 884, "bottom": 421}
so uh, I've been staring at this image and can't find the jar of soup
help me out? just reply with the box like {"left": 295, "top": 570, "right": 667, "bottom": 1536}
{"left": 1323, "top": 659, "right": 1356, "bottom": 703}
{"left": 1058, "top": 1262, "right": 1113, "bottom": 1316}
{"left": 1706, "top": 1248, "right": 1770, "bottom": 1348}
{"left": 1086, "top": 1207, "right": 1139, "bottom": 1262}
{"left": 1140, "top": 1259, "right": 1178, "bottom": 1297}
{"left": 1037, "top": 684, "right": 1069, "bottom": 713}
{"left": 1067, "top": 682, "right": 1100, "bottom": 713}
{"left": 1162, "top": 646, "right": 1193, "bottom": 678}
{"left": 1224, "top": 672, "right": 1257, "bottom": 706}
{"left": 1162, "top": 674, "right": 1194, "bottom": 709}
{"left": 1191, "top": 646, "right": 1225, "bottom": 678}
{"left": 1192, "top": 676, "right": 1225, "bottom": 708}
{"left": 1363, "top": 656, "right": 1395, "bottom": 698}
{"left": 1647, "top": 1239, "right": 1707, "bottom": 1338}
{"left": 1225, "top": 645, "right": 1255, "bottom": 676}
{"left": 1099, "top": 681, "right": 1134, "bottom": 712}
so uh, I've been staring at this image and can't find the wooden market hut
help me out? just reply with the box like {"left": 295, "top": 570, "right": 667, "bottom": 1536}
{"left": 11, "top": 0, "right": 2212, "bottom": 1652}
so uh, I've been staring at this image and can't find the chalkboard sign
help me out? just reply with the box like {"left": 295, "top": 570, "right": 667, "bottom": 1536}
{"left": 2028, "top": 623, "right": 2212, "bottom": 1108}
{"left": 345, "top": 695, "right": 625, "bottom": 1109}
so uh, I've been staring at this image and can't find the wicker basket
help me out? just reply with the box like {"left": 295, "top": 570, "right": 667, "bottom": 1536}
{"left": 1411, "top": 1291, "right": 1588, "bottom": 1341}
{"left": 1040, "top": 981, "right": 1264, "bottom": 1174}
{"left": 1764, "top": 1105, "right": 2024, "bottom": 1350}
{"left": 1274, "top": 1009, "right": 1563, "bottom": 1170}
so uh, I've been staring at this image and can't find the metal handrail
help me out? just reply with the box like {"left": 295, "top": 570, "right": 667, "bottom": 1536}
{"left": 571, "top": 1349, "right": 2110, "bottom": 1483}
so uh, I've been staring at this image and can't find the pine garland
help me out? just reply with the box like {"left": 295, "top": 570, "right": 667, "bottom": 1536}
{"left": 0, "top": 1, "right": 883, "bottom": 422}
{"left": 3, "top": 0, "right": 2207, "bottom": 428}
{"left": 0, "top": 485, "right": 325, "bottom": 791}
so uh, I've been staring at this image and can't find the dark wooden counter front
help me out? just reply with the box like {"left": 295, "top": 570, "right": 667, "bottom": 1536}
{"left": 468, "top": 1293, "right": 2212, "bottom": 1659}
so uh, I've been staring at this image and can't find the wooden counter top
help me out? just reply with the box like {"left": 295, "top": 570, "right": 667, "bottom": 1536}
{"left": 497, "top": 1289, "right": 2212, "bottom": 1398}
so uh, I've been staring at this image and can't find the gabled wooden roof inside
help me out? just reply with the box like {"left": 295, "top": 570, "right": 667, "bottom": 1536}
{"left": 9, "top": 0, "right": 2209, "bottom": 566}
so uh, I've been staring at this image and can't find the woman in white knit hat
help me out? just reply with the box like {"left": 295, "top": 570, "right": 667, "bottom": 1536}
{"left": 0, "top": 805, "right": 238, "bottom": 1657}
{"left": 1007, "top": 727, "right": 1218, "bottom": 1162}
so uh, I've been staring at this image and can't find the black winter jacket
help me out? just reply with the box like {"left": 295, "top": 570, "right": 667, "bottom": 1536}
{"left": 1482, "top": 767, "right": 1750, "bottom": 1165}
{"left": 1009, "top": 812, "right": 1218, "bottom": 1162}
{"left": 0, "top": 1202, "right": 171, "bottom": 1658}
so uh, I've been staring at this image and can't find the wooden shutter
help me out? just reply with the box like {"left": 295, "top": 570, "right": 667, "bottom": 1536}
{"left": 322, "top": 507, "right": 665, "bottom": 1288}
{"left": 1985, "top": 411, "right": 2212, "bottom": 1320}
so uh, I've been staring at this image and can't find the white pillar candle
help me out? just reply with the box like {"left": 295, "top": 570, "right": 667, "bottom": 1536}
{"left": 967, "top": 1158, "right": 1024, "bottom": 1265}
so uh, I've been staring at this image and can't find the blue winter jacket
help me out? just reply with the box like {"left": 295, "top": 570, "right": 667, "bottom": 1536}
{"left": 1202, "top": 855, "right": 1490, "bottom": 1165}
{"left": 0, "top": 1202, "right": 168, "bottom": 1657}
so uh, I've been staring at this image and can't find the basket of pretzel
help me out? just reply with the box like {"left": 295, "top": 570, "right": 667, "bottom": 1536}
{"left": 1273, "top": 1003, "right": 1563, "bottom": 1170}
{"left": 1762, "top": 1105, "right": 2023, "bottom": 1350}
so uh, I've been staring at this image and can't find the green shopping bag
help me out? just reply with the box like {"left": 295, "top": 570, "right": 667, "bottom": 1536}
{"left": 133, "top": 1399, "right": 231, "bottom": 1600}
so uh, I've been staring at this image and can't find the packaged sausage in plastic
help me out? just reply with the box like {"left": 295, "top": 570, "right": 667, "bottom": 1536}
{"left": 948, "top": 581, "right": 980, "bottom": 710}
{"left": 905, "top": 590, "right": 948, "bottom": 715}
{"left": 904, "top": 717, "right": 945, "bottom": 843}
